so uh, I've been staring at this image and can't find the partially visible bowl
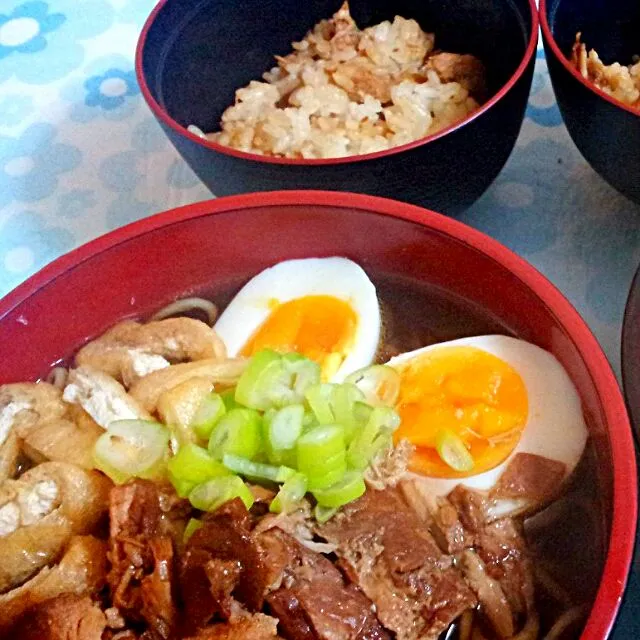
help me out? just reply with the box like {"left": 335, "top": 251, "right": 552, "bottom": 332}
{"left": 541, "top": 0, "right": 640, "bottom": 204}
{"left": 622, "top": 261, "right": 640, "bottom": 436}
{"left": 136, "top": 0, "right": 538, "bottom": 214}
{"left": 0, "top": 191, "right": 636, "bottom": 639}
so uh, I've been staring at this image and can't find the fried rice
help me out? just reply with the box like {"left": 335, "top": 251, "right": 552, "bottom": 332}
{"left": 571, "top": 33, "right": 640, "bottom": 110}
{"left": 190, "top": 2, "right": 486, "bottom": 159}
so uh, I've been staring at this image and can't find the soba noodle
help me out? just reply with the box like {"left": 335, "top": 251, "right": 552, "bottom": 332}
{"left": 45, "top": 367, "right": 68, "bottom": 391}
{"left": 150, "top": 297, "right": 218, "bottom": 326}
{"left": 543, "top": 606, "right": 588, "bottom": 640}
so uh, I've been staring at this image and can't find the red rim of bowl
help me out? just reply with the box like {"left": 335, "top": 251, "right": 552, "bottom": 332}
{"left": 134, "top": 0, "right": 539, "bottom": 166}
{"left": 0, "top": 191, "right": 635, "bottom": 639}
{"left": 540, "top": 0, "right": 640, "bottom": 119}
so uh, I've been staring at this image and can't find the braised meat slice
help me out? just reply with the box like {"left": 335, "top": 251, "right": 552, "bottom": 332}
{"left": 475, "top": 518, "right": 535, "bottom": 618}
{"left": 445, "top": 484, "right": 536, "bottom": 633}
{"left": 108, "top": 480, "right": 177, "bottom": 638}
{"left": 179, "top": 498, "right": 271, "bottom": 635}
{"left": 9, "top": 594, "right": 106, "bottom": 640}
{"left": 317, "top": 488, "right": 476, "bottom": 640}
{"left": 258, "top": 527, "right": 390, "bottom": 640}
{"left": 266, "top": 590, "right": 315, "bottom": 640}
{"left": 490, "top": 452, "right": 567, "bottom": 507}
{"left": 183, "top": 613, "right": 280, "bottom": 639}
{"left": 179, "top": 548, "right": 242, "bottom": 633}
{"left": 187, "top": 498, "right": 270, "bottom": 612}
{"left": 459, "top": 550, "right": 513, "bottom": 638}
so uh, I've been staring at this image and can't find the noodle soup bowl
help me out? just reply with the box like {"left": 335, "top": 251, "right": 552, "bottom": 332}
{"left": 0, "top": 192, "right": 635, "bottom": 638}
{"left": 136, "top": 0, "right": 538, "bottom": 215}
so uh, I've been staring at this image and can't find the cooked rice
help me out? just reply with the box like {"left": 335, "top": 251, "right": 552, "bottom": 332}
{"left": 571, "top": 33, "right": 640, "bottom": 110}
{"left": 194, "top": 2, "right": 486, "bottom": 159}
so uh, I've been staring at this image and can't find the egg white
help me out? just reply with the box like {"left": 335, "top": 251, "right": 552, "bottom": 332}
{"left": 387, "top": 335, "right": 589, "bottom": 496}
{"left": 214, "top": 257, "right": 381, "bottom": 382}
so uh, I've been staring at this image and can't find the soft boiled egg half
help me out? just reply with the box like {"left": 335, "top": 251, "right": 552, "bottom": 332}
{"left": 214, "top": 257, "right": 381, "bottom": 381}
{"left": 387, "top": 335, "right": 588, "bottom": 496}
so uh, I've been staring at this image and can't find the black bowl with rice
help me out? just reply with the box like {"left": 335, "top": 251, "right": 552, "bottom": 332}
{"left": 541, "top": 0, "right": 640, "bottom": 204}
{"left": 136, "top": 0, "right": 538, "bottom": 214}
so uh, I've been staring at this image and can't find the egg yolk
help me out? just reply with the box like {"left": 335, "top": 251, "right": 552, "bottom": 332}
{"left": 240, "top": 295, "right": 357, "bottom": 380}
{"left": 393, "top": 345, "right": 528, "bottom": 478}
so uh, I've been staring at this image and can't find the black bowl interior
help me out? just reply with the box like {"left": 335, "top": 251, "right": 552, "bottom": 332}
{"left": 545, "top": 0, "right": 640, "bottom": 67}
{"left": 142, "top": 0, "right": 531, "bottom": 134}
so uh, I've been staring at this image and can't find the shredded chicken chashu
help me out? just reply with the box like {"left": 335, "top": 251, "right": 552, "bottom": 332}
{"left": 0, "top": 306, "right": 587, "bottom": 640}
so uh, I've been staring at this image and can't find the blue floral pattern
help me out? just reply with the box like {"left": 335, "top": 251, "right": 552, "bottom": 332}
{"left": 0, "top": 95, "right": 33, "bottom": 126}
{"left": 0, "top": 210, "right": 74, "bottom": 293}
{"left": 61, "top": 54, "right": 140, "bottom": 122}
{"left": 0, "top": 123, "right": 81, "bottom": 206}
{"left": 84, "top": 68, "right": 139, "bottom": 110}
{"left": 0, "top": 2, "right": 65, "bottom": 59}
{"left": 0, "top": 0, "right": 114, "bottom": 84}
{"left": 56, "top": 189, "right": 97, "bottom": 219}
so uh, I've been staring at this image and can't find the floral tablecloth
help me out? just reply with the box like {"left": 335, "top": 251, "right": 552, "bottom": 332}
{"left": 1, "top": 0, "right": 640, "bottom": 634}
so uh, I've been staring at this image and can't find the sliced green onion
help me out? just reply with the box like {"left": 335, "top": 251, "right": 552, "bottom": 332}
{"left": 222, "top": 453, "right": 295, "bottom": 483}
{"left": 270, "top": 472, "right": 308, "bottom": 514}
{"left": 304, "top": 383, "right": 336, "bottom": 424}
{"left": 435, "top": 429, "right": 474, "bottom": 472}
{"left": 371, "top": 433, "right": 393, "bottom": 458}
{"left": 191, "top": 393, "right": 226, "bottom": 441}
{"left": 330, "top": 383, "right": 365, "bottom": 440}
{"left": 220, "top": 388, "right": 240, "bottom": 411}
{"left": 94, "top": 419, "right": 169, "bottom": 484}
{"left": 282, "top": 353, "right": 322, "bottom": 399}
{"left": 314, "top": 504, "right": 338, "bottom": 523}
{"left": 347, "top": 407, "right": 400, "bottom": 470}
{"left": 167, "top": 444, "right": 230, "bottom": 496}
{"left": 264, "top": 404, "right": 304, "bottom": 464}
{"left": 296, "top": 424, "right": 345, "bottom": 469}
{"left": 172, "top": 476, "right": 197, "bottom": 499}
{"left": 353, "top": 401, "right": 373, "bottom": 426}
{"left": 368, "top": 406, "right": 401, "bottom": 433}
{"left": 345, "top": 365, "right": 401, "bottom": 407}
{"left": 303, "top": 409, "right": 319, "bottom": 431}
{"left": 313, "top": 471, "right": 366, "bottom": 508}
{"left": 208, "top": 408, "right": 262, "bottom": 460}
{"left": 183, "top": 518, "right": 203, "bottom": 543}
{"left": 299, "top": 448, "right": 346, "bottom": 474}
{"left": 235, "top": 350, "right": 321, "bottom": 411}
{"left": 189, "top": 475, "right": 255, "bottom": 512}
{"left": 306, "top": 461, "right": 347, "bottom": 491}
{"left": 235, "top": 350, "right": 286, "bottom": 410}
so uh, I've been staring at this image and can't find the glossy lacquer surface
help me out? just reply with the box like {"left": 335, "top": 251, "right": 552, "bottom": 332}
{"left": 0, "top": 192, "right": 635, "bottom": 639}
{"left": 136, "top": 0, "right": 537, "bottom": 214}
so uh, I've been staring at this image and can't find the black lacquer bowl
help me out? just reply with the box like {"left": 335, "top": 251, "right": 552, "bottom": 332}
{"left": 541, "top": 0, "right": 640, "bottom": 204}
{"left": 136, "top": 0, "right": 537, "bottom": 214}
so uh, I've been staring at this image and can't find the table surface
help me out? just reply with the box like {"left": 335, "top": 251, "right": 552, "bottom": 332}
{"left": 0, "top": 0, "right": 639, "bottom": 636}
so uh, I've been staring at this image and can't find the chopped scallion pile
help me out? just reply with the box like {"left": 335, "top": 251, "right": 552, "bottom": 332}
{"left": 94, "top": 350, "right": 405, "bottom": 518}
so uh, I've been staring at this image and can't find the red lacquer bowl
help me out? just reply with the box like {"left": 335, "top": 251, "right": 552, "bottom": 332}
{"left": 0, "top": 192, "right": 635, "bottom": 639}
